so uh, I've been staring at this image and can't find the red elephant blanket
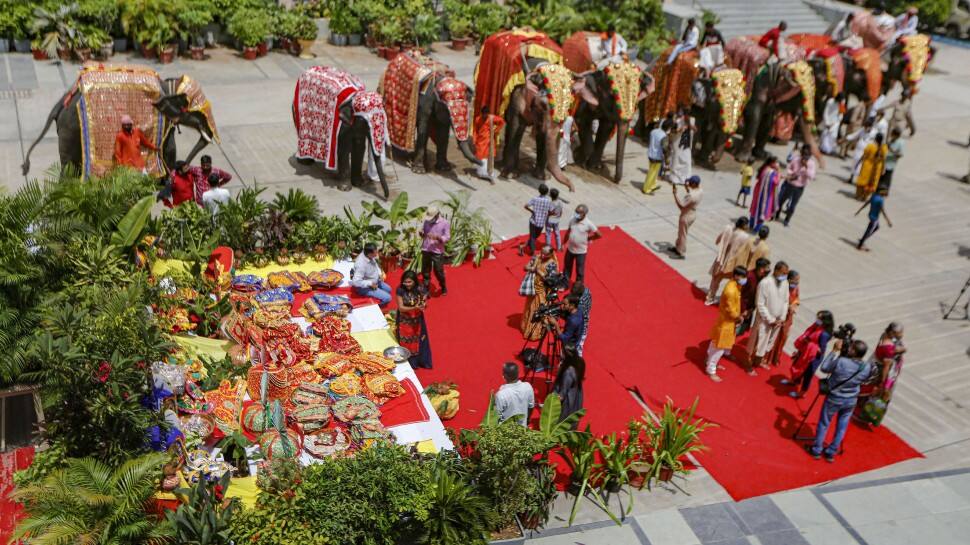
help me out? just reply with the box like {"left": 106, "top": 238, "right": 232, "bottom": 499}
{"left": 73, "top": 62, "right": 166, "bottom": 179}
{"left": 725, "top": 36, "right": 806, "bottom": 94}
{"left": 435, "top": 78, "right": 470, "bottom": 142}
{"left": 849, "top": 48, "right": 883, "bottom": 104}
{"left": 644, "top": 47, "right": 698, "bottom": 123}
{"left": 380, "top": 52, "right": 439, "bottom": 152}
{"left": 473, "top": 28, "right": 563, "bottom": 122}
{"left": 175, "top": 75, "right": 219, "bottom": 144}
{"left": 293, "top": 66, "right": 364, "bottom": 170}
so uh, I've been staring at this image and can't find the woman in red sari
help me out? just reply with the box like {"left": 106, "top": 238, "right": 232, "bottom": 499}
{"left": 781, "top": 309, "right": 834, "bottom": 398}
{"left": 396, "top": 270, "right": 432, "bottom": 369}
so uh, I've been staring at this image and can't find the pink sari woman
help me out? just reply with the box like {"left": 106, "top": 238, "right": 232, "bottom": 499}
{"left": 749, "top": 156, "right": 780, "bottom": 231}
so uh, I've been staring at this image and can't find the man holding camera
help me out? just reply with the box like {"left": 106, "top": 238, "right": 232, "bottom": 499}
{"left": 548, "top": 295, "right": 584, "bottom": 353}
{"left": 810, "top": 338, "right": 876, "bottom": 462}
{"left": 746, "top": 261, "right": 790, "bottom": 375}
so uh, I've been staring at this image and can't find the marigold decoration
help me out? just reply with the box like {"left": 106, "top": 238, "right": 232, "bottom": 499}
{"left": 901, "top": 34, "right": 930, "bottom": 84}
{"left": 536, "top": 64, "right": 574, "bottom": 124}
{"left": 787, "top": 60, "right": 816, "bottom": 124}
{"left": 604, "top": 61, "right": 642, "bottom": 122}
{"left": 712, "top": 69, "right": 746, "bottom": 134}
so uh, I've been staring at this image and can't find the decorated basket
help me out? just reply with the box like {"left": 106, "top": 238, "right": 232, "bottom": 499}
{"left": 363, "top": 373, "right": 405, "bottom": 401}
{"left": 308, "top": 269, "right": 344, "bottom": 289}
{"left": 304, "top": 427, "right": 351, "bottom": 459}
{"left": 258, "top": 428, "right": 303, "bottom": 459}
{"left": 231, "top": 274, "right": 263, "bottom": 292}
{"left": 332, "top": 396, "right": 380, "bottom": 423}
{"left": 267, "top": 271, "right": 301, "bottom": 291}
{"left": 350, "top": 418, "right": 392, "bottom": 444}
{"left": 292, "top": 403, "right": 331, "bottom": 433}
{"left": 241, "top": 403, "right": 269, "bottom": 435}
{"left": 327, "top": 372, "right": 363, "bottom": 398}
{"left": 352, "top": 352, "right": 397, "bottom": 374}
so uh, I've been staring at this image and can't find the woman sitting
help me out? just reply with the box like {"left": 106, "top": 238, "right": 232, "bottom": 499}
{"left": 396, "top": 270, "right": 432, "bottom": 369}
{"left": 520, "top": 245, "right": 559, "bottom": 341}
{"left": 782, "top": 310, "right": 835, "bottom": 398}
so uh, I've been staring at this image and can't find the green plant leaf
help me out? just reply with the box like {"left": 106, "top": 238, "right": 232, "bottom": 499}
{"left": 109, "top": 195, "right": 153, "bottom": 249}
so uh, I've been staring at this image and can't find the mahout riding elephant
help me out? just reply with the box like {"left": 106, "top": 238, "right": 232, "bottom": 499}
{"left": 572, "top": 61, "right": 651, "bottom": 183}
{"left": 734, "top": 61, "right": 820, "bottom": 164}
{"left": 380, "top": 52, "right": 480, "bottom": 175}
{"left": 293, "top": 66, "right": 389, "bottom": 197}
{"left": 23, "top": 63, "right": 216, "bottom": 177}
{"left": 690, "top": 68, "right": 745, "bottom": 169}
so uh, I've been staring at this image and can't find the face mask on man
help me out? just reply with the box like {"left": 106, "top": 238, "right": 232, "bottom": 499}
{"left": 775, "top": 274, "right": 788, "bottom": 282}
{"left": 789, "top": 283, "right": 798, "bottom": 290}
{"left": 815, "top": 319, "right": 822, "bottom": 326}
{"left": 738, "top": 277, "right": 748, "bottom": 286}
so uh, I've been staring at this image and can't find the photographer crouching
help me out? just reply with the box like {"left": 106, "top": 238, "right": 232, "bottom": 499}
{"left": 809, "top": 338, "right": 877, "bottom": 463}
{"left": 546, "top": 295, "right": 584, "bottom": 352}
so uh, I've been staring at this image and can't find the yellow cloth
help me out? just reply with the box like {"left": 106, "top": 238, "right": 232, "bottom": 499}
{"left": 174, "top": 328, "right": 398, "bottom": 361}
{"left": 237, "top": 257, "right": 336, "bottom": 278}
{"left": 711, "top": 280, "right": 741, "bottom": 349}
{"left": 155, "top": 475, "right": 258, "bottom": 508}
{"left": 856, "top": 142, "right": 886, "bottom": 193}
{"left": 643, "top": 161, "right": 662, "bottom": 194}
{"left": 415, "top": 439, "right": 437, "bottom": 453}
{"left": 740, "top": 165, "right": 753, "bottom": 188}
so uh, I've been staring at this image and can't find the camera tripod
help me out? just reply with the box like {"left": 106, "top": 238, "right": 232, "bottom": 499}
{"left": 520, "top": 321, "right": 563, "bottom": 385}
{"left": 942, "top": 274, "right": 970, "bottom": 320}
{"left": 792, "top": 390, "right": 845, "bottom": 456}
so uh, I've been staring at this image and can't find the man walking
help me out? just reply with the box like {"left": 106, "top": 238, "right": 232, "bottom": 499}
{"left": 775, "top": 144, "right": 816, "bottom": 226}
{"left": 880, "top": 128, "right": 904, "bottom": 192}
{"left": 522, "top": 184, "right": 553, "bottom": 255}
{"left": 671, "top": 175, "right": 703, "bottom": 258}
{"left": 642, "top": 120, "right": 670, "bottom": 195}
{"left": 564, "top": 204, "right": 600, "bottom": 284}
{"left": 746, "top": 261, "right": 790, "bottom": 375}
{"left": 810, "top": 339, "right": 876, "bottom": 462}
{"left": 570, "top": 281, "right": 592, "bottom": 356}
{"left": 420, "top": 206, "right": 450, "bottom": 296}
{"left": 855, "top": 187, "right": 892, "bottom": 251}
{"left": 706, "top": 217, "right": 750, "bottom": 305}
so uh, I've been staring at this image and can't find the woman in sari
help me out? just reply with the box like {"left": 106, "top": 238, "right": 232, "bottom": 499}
{"left": 781, "top": 309, "right": 834, "bottom": 398}
{"left": 396, "top": 270, "right": 432, "bottom": 369}
{"left": 855, "top": 133, "right": 887, "bottom": 201}
{"left": 856, "top": 322, "right": 906, "bottom": 426}
{"left": 749, "top": 156, "right": 780, "bottom": 231}
{"left": 520, "top": 245, "right": 559, "bottom": 341}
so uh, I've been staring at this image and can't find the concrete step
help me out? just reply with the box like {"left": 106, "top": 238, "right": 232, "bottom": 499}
{"left": 676, "top": 0, "right": 830, "bottom": 39}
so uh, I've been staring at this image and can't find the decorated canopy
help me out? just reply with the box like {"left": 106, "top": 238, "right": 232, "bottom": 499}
{"left": 175, "top": 74, "right": 220, "bottom": 144}
{"left": 473, "top": 28, "right": 563, "bottom": 120}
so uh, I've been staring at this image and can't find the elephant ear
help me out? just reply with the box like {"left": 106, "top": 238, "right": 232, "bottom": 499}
{"left": 154, "top": 93, "right": 189, "bottom": 118}
{"left": 572, "top": 77, "right": 599, "bottom": 107}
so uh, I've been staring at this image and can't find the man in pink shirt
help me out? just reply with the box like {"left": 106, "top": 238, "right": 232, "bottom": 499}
{"left": 775, "top": 144, "right": 816, "bottom": 226}
{"left": 420, "top": 206, "right": 451, "bottom": 296}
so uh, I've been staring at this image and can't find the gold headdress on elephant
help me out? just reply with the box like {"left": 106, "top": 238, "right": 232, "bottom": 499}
{"left": 535, "top": 64, "right": 574, "bottom": 124}
{"left": 900, "top": 34, "right": 930, "bottom": 84}
{"left": 175, "top": 75, "right": 220, "bottom": 143}
{"left": 711, "top": 69, "right": 746, "bottom": 135}
{"left": 786, "top": 60, "right": 816, "bottom": 124}
{"left": 603, "top": 61, "right": 642, "bottom": 122}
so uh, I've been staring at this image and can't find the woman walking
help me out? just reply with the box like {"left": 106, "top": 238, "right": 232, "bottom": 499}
{"left": 855, "top": 133, "right": 887, "bottom": 201}
{"left": 519, "top": 245, "right": 560, "bottom": 341}
{"left": 554, "top": 351, "right": 586, "bottom": 424}
{"left": 749, "top": 156, "right": 781, "bottom": 231}
{"left": 668, "top": 109, "right": 695, "bottom": 184}
{"left": 396, "top": 270, "right": 432, "bottom": 369}
{"left": 782, "top": 310, "right": 835, "bottom": 398}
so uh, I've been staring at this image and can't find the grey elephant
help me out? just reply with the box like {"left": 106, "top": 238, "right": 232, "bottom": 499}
{"left": 22, "top": 64, "right": 217, "bottom": 178}
{"left": 379, "top": 52, "right": 480, "bottom": 175}
{"left": 690, "top": 69, "right": 746, "bottom": 169}
{"left": 293, "top": 66, "right": 389, "bottom": 198}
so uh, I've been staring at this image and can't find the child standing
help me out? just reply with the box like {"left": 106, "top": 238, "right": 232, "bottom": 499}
{"left": 546, "top": 188, "right": 563, "bottom": 251}
{"left": 736, "top": 158, "right": 754, "bottom": 207}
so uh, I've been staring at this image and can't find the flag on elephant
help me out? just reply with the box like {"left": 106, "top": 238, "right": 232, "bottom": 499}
{"left": 293, "top": 66, "right": 364, "bottom": 170}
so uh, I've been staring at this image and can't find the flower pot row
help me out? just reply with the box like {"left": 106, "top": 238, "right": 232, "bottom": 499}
{"left": 329, "top": 33, "right": 363, "bottom": 46}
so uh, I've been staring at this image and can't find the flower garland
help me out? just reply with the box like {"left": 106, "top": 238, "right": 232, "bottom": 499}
{"left": 787, "top": 60, "right": 816, "bottom": 124}
{"left": 536, "top": 64, "right": 574, "bottom": 124}
{"left": 712, "top": 69, "right": 746, "bottom": 135}
{"left": 901, "top": 34, "right": 930, "bottom": 84}
{"left": 604, "top": 61, "right": 642, "bottom": 122}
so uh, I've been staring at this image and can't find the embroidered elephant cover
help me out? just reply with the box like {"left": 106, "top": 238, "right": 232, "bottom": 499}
{"left": 562, "top": 30, "right": 627, "bottom": 74}
{"left": 294, "top": 66, "right": 364, "bottom": 170}
{"left": 644, "top": 46, "right": 698, "bottom": 122}
{"left": 74, "top": 62, "right": 165, "bottom": 179}
{"left": 380, "top": 52, "right": 436, "bottom": 152}
{"left": 787, "top": 34, "right": 845, "bottom": 95}
{"left": 849, "top": 48, "right": 883, "bottom": 104}
{"left": 352, "top": 91, "right": 389, "bottom": 159}
{"left": 175, "top": 75, "right": 220, "bottom": 144}
{"left": 435, "top": 78, "right": 470, "bottom": 142}
{"left": 725, "top": 36, "right": 806, "bottom": 94}
{"left": 473, "top": 28, "right": 563, "bottom": 121}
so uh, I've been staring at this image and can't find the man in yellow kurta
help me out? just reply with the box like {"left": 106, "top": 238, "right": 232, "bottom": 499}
{"left": 855, "top": 133, "right": 887, "bottom": 200}
{"left": 706, "top": 266, "right": 748, "bottom": 382}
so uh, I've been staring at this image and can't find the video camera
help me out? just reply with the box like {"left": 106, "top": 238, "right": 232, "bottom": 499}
{"left": 532, "top": 301, "right": 564, "bottom": 322}
{"left": 543, "top": 272, "right": 569, "bottom": 293}
{"left": 834, "top": 323, "right": 856, "bottom": 356}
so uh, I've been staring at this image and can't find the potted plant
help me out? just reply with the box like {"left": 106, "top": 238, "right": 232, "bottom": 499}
{"left": 470, "top": 2, "right": 508, "bottom": 44}
{"left": 449, "top": 16, "right": 471, "bottom": 51}
{"left": 644, "top": 398, "right": 712, "bottom": 484}
{"left": 30, "top": 38, "right": 48, "bottom": 60}
{"left": 273, "top": 9, "right": 299, "bottom": 51}
{"left": 329, "top": 3, "right": 360, "bottom": 47}
{"left": 519, "top": 464, "right": 557, "bottom": 530}
{"left": 293, "top": 12, "right": 317, "bottom": 59}
{"left": 31, "top": 4, "right": 81, "bottom": 61}
{"left": 217, "top": 430, "right": 252, "bottom": 477}
{"left": 596, "top": 432, "right": 636, "bottom": 494}
{"left": 227, "top": 9, "right": 269, "bottom": 60}
{"left": 6, "top": 2, "right": 33, "bottom": 53}
{"left": 85, "top": 27, "right": 113, "bottom": 60}
{"left": 178, "top": 6, "right": 212, "bottom": 60}
{"left": 413, "top": 12, "right": 439, "bottom": 52}
{"left": 379, "top": 17, "right": 404, "bottom": 60}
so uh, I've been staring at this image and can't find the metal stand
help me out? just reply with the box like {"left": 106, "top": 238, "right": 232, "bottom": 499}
{"left": 792, "top": 391, "right": 845, "bottom": 455}
{"left": 521, "top": 322, "right": 563, "bottom": 385}
{"left": 942, "top": 274, "right": 970, "bottom": 320}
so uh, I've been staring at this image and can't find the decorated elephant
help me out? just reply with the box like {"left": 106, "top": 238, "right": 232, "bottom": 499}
{"left": 734, "top": 60, "right": 819, "bottom": 163}
{"left": 691, "top": 69, "right": 746, "bottom": 169}
{"left": 293, "top": 66, "right": 390, "bottom": 197}
{"left": 474, "top": 29, "right": 575, "bottom": 190}
{"left": 23, "top": 62, "right": 218, "bottom": 178}
{"left": 379, "top": 52, "right": 480, "bottom": 174}
{"left": 884, "top": 34, "right": 932, "bottom": 94}
{"left": 571, "top": 61, "right": 650, "bottom": 183}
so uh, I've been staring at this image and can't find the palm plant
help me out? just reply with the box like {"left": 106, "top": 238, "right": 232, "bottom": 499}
{"left": 12, "top": 453, "right": 174, "bottom": 545}
{"left": 419, "top": 465, "right": 490, "bottom": 545}
{"left": 32, "top": 3, "right": 82, "bottom": 58}
{"left": 272, "top": 188, "right": 320, "bottom": 223}
{"left": 643, "top": 397, "right": 713, "bottom": 482}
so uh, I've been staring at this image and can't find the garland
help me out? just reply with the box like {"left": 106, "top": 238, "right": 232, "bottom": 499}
{"left": 787, "top": 60, "right": 816, "bottom": 124}
{"left": 901, "top": 34, "right": 930, "bottom": 84}
{"left": 603, "top": 61, "right": 642, "bottom": 121}
{"left": 536, "top": 64, "right": 574, "bottom": 124}
{"left": 711, "top": 69, "right": 746, "bottom": 135}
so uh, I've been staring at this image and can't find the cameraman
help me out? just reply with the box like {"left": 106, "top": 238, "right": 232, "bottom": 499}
{"left": 809, "top": 338, "right": 877, "bottom": 463}
{"left": 548, "top": 295, "right": 583, "bottom": 349}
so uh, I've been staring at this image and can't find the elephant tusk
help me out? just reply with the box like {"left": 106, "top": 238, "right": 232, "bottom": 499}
{"left": 201, "top": 131, "right": 212, "bottom": 143}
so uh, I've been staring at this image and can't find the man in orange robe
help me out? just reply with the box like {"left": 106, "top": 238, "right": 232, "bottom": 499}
{"left": 113, "top": 114, "right": 157, "bottom": 171}
{"left": 473, "top": 106, "right": 505, "bottom": 181}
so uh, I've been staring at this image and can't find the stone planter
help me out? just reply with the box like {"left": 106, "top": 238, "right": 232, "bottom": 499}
{"left": 0, "top": 39, "right": 10, "bottom": 53}
{"left": 331, "top": 33, "right": 348, "bottom": 46}
{"left": 242, "top": 46, "right": 258, "bottom": 60}
{"left": 189, "top": 45, "right": 205, "bottom": 60}
{"left": 297, "top": 39, "right": 315, "bottom": 59}
{"left": 348, "top": 33, "right": 362, "bottom": 46}
{"left": 56, "top": 47, "right": 71, "bottom": 61}
{"left": 96, "top": 43, "right": 114, "bottom": 59}
{"left": 314, "top": 18, "right": 329, "bottom": 40}
{"left": 113, "top": 37, "right": 128, "bottom": 52}
{"left": 14, "top": 38, "right": 31, "bottom": 53}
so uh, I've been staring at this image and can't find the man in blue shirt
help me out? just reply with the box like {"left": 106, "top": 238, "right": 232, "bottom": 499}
{"left": 855, "top": 187, "right": 892, "bottom": 251}
{"left": 551, "top": 295, "right": 584, "bottom": 351}
{"left": 809, "top": 339, "right": 877, "bottom": 462}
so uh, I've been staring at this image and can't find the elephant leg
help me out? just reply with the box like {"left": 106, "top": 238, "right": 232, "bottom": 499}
{"left": 753, "top": 106, "right": 774, "bottom": 159}
{"left": 735, "top": 100, "right": 762, "bottom": 163}
{"left": 589, "top": 118, "right": 613, "bottom": 172}
{"left": 500, "top": 115, "right": 526, "bottom": 178}
{"left": 574, "top": 115, "right": 594, "bottom": 167}
{"left": 432, "top": 120, "right": 453, "bottom": 172}
{"left": 349, "top": 121, "right": 366, "bottom": 188}
{"left": 336, "top": 128, "right": 353, "bottom": 191}
{"left": 412, "top": 106, "right": 432, "bottom": 174}
{"left": 532, "top": 128, "right": 549, "bottom": 180}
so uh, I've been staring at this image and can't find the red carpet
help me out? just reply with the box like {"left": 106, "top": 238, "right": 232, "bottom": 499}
{"left": 415, "top": 227, "right": 920, "bottom": 500}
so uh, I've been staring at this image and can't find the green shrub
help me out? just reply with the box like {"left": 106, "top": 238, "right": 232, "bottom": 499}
{"left": 227, "top": 7, "right": 271, "bottom": 47}
{"left": 884, "top": 0, "right": 951, "bottom": 27}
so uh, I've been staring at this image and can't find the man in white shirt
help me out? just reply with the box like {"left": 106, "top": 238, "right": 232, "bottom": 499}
{"left": 893, "top": 7, "right": 919, "bottom": 44}
{"left": 494, "top": 362, "right": 535, "bottom": 426}
{"left": 596, "top": 25, "right": 628, "bottom": 69}
{"left": 746, "top": 261, "right": 790, "bottom": 375}
{"left": 564, "top": 204, "right": 601, "bottom": 284}
{"left": 201, "top": 172, "right": 231, "bottom": 215}
{"left": 668, "top": 18, "right": 700, "bottom": 65}
{"left": 351, "top": 243, "right": 392, "bottom": 306}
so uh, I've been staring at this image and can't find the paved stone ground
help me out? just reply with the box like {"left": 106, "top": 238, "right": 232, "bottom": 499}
{"left": 2, "top": 37, "right": 969, "bottom": 544}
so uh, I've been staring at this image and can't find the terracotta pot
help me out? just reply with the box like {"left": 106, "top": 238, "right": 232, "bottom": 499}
{"left": 140, "top": 44, "right": 157, "bottom": 59}
{"left": 658, "top": 465, "right": 674, "bottom": 482}
{"left": 279, "top": 37, "right": 291, "bottom": 50}
{"left": 384, "top": 45, "right": 400, "bottom": 61}
{"left": 189, "top": 45, "right": 205, "bottom": 60}
{"left": 56, "top": 47, "right": 70, "bottom": 60}
{"left": 257, "top": 41, "right": 268, "bottom": 56}
{"left": 451, "top": 37, "right": 468, "bottom": 51}
{"left": 365, "top": 34, "right": 376, "bottom": 49}
{"left": 242, "top": 46, "right": 258, "bottom": 60}
{"left": 159, "top": 46, "right": 175, "bottom": 64}
{"left": 32, "top": 48, "right": 49, "bottom": 60}
{"left": 377, "top": 45, "right": 387, "bottom": 58}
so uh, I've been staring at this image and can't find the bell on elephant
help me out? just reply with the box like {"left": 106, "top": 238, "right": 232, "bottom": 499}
{"left": 292, "top": 66, "right": 390, "bottom": 198}
{"left": 22, "top": 63, "right": 219, "bottom": 180}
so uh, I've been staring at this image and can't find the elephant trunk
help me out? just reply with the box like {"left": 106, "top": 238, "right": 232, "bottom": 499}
{"left": 457, "top": 138, "right": 481, "bottom": 166}
{"left": 613, "top": 120, "right": 629, "bottom": 183}
{"left": 366, "top": 131, "right": 390, "bottom": 199}
{"left": 545, "top": 128, "right": 574, "bottom": 192}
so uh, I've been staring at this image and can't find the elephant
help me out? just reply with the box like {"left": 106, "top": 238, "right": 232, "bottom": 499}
{"left": 733, "top": 62, "right": 819, "bottom": 164}
{"left": 410, "top": 73, "right": 481, "bottom": 174}
{"left": 883, "top": 36, "right": 934, "bottom": 95}
{"left": 690, "top": 68, "right": 746, "bottom": 169}
{"left": 572, "top": 62, "right": 651, "bottom": 183}
{"left": 22, "top": 75, "right": 214, "bottom": 177}
{"left": 500, "top": 62, "right": 586, "bottom": 191}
